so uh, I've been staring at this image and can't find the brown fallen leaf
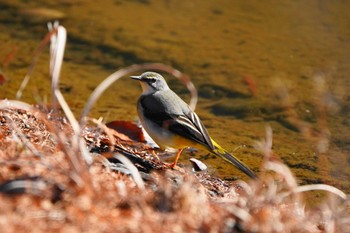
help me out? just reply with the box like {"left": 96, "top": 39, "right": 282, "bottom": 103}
{"left": 106, "top": 120, "right": 145, "bottom": 142}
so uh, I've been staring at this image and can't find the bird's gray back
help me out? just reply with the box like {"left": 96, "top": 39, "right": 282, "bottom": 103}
{"left": 140, "top": 90, "right": 190, "bottom": 116}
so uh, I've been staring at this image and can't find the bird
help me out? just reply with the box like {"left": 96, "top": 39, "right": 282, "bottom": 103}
{"left": 131, "top": 72, "right": 257, "bottom": 179}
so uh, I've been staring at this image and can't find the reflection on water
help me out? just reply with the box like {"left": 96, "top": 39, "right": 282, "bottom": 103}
{"left": 0, "top": 0, "right": 349, "bottom": 194}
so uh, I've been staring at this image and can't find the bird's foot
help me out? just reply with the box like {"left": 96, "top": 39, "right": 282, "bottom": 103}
{"left": 164, "top": 162, "right": 177, "bottom": 169}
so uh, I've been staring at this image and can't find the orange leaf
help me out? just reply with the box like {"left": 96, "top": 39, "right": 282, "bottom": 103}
{"left": 242, "top": 75, "right": 257, "bottom": 96}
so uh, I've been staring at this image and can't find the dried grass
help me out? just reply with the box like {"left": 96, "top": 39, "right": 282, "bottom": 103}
{"left": 1, "top": 104, "right": 350, "bottom": 232}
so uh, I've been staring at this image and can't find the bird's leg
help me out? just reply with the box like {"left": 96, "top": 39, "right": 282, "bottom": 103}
{"left": 170, "top": 148, "right": 184, "bottom": 168}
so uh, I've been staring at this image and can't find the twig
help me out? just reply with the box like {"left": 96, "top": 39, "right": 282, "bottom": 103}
{"left": 45, "top": 22, "right": 93, "bottom": 189}
{"left": 294, "top": 184, "right": 347, "bottom": 200}
{"left": 16, "top": 25, "right": 58, "bottom": 99}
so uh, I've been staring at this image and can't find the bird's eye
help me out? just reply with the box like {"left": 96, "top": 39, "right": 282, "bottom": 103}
{"left": 149, "top": 78, "right": 156, "bottom": 83}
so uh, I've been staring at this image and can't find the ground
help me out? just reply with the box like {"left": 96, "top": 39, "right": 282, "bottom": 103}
{"left": 0, "top": 106, "right": 349, "bottom": 233}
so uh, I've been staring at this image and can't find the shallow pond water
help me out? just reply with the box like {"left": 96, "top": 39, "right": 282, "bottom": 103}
{"left": 0, "top": 0, "right": 349, "bottom": 196}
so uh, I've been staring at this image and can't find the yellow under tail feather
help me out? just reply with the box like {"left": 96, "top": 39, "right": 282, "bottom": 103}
{"left": 211, "top": 139, "right": 257, "bottom": 179}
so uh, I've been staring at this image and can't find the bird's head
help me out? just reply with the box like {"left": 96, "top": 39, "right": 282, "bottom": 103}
{"left": 131, "top": 72, "right": 170, "bottom": 94}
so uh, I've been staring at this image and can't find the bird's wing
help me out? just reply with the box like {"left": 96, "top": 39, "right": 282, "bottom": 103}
{"left": 170, "top": 111, "right": 215, "bottom": 150}
{"left": 139, "top": 94, "right": 215, "bottom": 150}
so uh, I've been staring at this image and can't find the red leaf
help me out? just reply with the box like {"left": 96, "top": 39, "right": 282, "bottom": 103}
{"left": 106, "top": 120, "right": 145, "bottom": 142}
{"left": 0, "top": 72, "right": 6, "bottom": 85}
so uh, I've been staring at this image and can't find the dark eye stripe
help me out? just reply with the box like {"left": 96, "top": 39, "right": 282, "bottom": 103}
{"left": 149, "top": 78, "right": 156, "bottom": 83}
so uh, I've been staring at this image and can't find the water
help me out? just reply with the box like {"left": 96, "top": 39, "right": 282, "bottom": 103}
{"left": 0, "top": 0, "right": 349, "bottom": 194}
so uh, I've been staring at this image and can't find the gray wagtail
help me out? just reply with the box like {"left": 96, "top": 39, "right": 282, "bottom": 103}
{"left": 131, "top": 72, "right": 257, "bottom": 179}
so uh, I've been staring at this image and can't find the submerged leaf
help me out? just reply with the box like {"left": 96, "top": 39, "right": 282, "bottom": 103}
{"left": 0, "top": 72, "right": 5, "bottom": 85}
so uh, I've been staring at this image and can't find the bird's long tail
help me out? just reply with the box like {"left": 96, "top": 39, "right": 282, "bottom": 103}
{"left": 211, "top": 139, "right": 257, "bottom": 179}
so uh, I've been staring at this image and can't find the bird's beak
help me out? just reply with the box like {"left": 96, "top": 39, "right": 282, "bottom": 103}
{"left": 130, "top": 75, "right": 141, "bottom": 81}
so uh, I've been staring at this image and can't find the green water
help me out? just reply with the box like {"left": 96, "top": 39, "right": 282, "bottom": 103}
{"left": 0, "top": 0, "right": 349, "bottom": 193}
